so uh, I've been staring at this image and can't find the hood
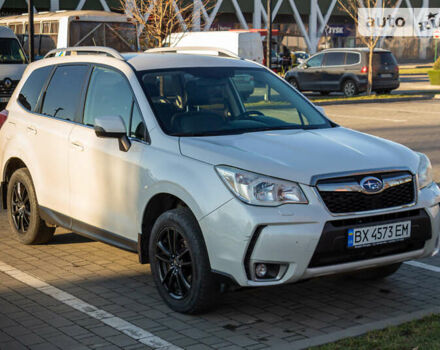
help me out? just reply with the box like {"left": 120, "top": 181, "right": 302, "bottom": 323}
{"left": 0, "top": 64, "right": 27, "bottom": 81}
{"left": 179, "top": 127, "right": 419, "bottom": 185}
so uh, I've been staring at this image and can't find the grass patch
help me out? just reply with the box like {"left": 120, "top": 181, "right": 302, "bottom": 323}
{"left": 311, "top": 314, "right": 440, "bottom": 350}
{"left": 311, "top": 94, "right": 425, "bottom": 103}
{"left": 244, "top": 100, "right": 290, "bottom": 108}
{"left": 399, "top": 67, "right": 431, "bottom": 75}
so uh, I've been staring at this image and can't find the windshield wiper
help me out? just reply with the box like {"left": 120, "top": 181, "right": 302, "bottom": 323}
{"left": 169, "top": 124, "right": 328, "bottom": 137}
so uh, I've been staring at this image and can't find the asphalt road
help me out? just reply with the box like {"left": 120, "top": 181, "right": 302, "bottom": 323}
{"left": 0, "top": 99, "right": 439, "bottom": 350}
{"left": 323, "top": 99, "right": 440, "bottom": 182}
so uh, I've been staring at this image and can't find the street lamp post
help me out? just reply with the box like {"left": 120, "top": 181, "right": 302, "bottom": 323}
{"left": 28, "top": 0, "right": 35, "bottom": 62}
{"left": 266, "top": 0, "right": 272, "bottom": 69}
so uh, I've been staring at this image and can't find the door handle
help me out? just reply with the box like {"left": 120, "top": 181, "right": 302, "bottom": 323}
{"left": 27, "top": 126, "right": 37, "bottom": 135}
{"left": 71, "top": 141, "right": 84, "bottom": 151}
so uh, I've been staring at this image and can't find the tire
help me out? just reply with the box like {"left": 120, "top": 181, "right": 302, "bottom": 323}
{"left": 288, "top": 78, "right": 300, "bottom": 90}
{"left": 7, "top": 168, "right": 55, "bottom": 245}
{"left": 351, "top": 263, "right": 402, "bottom": 280}
{"left": 342, "top": 79, "right": 358, "bottom": 97}
{"left": 149, "top": 207, "right": 219, "bottom": 314}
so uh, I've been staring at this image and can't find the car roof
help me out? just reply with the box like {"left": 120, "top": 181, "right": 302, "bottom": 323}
{"left": 31, "top": 51, "right": 260, "bottom": 73}
{"left": 320, "top": 47, "right": 391, "bottom": 53}
{"left": 125, "top": 52, "right": 259, "bottom": 71}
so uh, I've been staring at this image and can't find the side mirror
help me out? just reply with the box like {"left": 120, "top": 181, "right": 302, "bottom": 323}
{"left": 94, "top": 115, "right": 131, "bottom": 152}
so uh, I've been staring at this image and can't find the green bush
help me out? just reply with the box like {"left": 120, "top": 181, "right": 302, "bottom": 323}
{"left": 433, "top": 56, "right": 440, "bottom": 70}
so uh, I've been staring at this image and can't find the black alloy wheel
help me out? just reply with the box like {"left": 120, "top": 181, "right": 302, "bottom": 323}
{"left": 7, "top": 168, "right": 55, "bottom": 245}
{"left": 11, "top": 181, "right": 31, "bottom": 233}
{"left": 155, "top": 227, "right": 194, "bottom": 300}
{"left": 149, "top": 208, "right": 220, "bottom": 314}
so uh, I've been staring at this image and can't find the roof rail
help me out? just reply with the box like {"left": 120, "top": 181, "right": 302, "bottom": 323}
{"left": 44, "top": 47, "right": 124, "bottom": 60}
{"left": 145, "top": 47, "right": 241, "bottom": 59}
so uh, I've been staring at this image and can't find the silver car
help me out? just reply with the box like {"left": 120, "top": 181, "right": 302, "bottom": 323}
{"left": 0, "top": 47, "right": 438, "bottom": 314}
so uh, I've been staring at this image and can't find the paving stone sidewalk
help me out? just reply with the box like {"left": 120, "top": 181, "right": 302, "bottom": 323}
{"left": 0, "top": 210, "right": 439, "bottom": 350}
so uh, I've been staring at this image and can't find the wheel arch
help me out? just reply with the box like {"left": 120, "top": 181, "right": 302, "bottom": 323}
{"left": 138, "top": 191, "right": 206, "bottom": 264}
{"left": 287, "top": 75, "right": 300, "bottom": 89}
{"left": 339, "top": 74, "right": 358, "bottom": 90}
{"left": 1, "top": 157, "right": 29, "bottom": 209}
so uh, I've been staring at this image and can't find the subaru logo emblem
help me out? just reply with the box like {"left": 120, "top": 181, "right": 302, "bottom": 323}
{"left": 360, "top": 177, "right": 383, "bottom": 193}
{"left": 3, "top": 78, "right": 12, "bottom": 89}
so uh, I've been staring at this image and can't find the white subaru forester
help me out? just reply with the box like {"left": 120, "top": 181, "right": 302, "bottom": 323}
{"left": 0, "top": 47, "right": 439, "bottom": 314}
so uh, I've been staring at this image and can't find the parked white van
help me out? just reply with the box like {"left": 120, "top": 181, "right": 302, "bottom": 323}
{"left": 166, "top": 31, "right": 264, "bottom": 64}
{"left": 0, "top": 26, "right": 27, "bottom": 105}
{"left": 0, "top": 10, "right": 139, "bottom": 59}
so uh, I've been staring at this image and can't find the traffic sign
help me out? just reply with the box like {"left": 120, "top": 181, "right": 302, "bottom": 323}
{"left": 434, "top": 29, "right": 440, "bottom": 39}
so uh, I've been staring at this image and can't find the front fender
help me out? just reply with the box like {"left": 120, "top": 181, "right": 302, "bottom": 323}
{"left": 137, "top": 143, "right": 233, "bottom": 234}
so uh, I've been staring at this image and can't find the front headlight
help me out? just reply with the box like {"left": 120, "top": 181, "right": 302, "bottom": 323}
{"left": 417, "top": 153, "right": 434, "bottom": 189}
{"left": 215, "top": 165, "right": 308, "bottom": 206}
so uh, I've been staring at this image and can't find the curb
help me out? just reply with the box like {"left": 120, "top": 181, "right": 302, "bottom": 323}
{"left": 314, "top": 95, "right": 433, "bottom": 106}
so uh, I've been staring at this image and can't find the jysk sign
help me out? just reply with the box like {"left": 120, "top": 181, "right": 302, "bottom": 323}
{"left": 324, "top": 24, "right": 352, "bottom": 37}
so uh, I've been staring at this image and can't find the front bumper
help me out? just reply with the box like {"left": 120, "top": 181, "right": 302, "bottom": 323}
{"left": 200, "top": 182, "right": 440, "bottom": 287}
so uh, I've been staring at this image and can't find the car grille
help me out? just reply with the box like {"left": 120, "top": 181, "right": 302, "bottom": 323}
{"left": 308, "top": 209, "right": 431, "bottom": 268}
{"left": 317, "top": 171, "right": 415, "bottom": 214}
{"left": 0, "top": 80, "right": 18, "bottom": 97}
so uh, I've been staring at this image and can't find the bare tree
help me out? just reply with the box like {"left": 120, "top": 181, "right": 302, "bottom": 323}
{"left": 121, "top": 0, "right": 212, "bottom": 49}
{"left": 337, "top": 0, "right": 398, "bottom": 95}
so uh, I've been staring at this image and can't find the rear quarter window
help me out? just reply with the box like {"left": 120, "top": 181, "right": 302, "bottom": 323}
{"left": 345, "top": 53, "right": 360, "bottom": 65}
{"left": 18, "top": 65, "right": 53, "bottom": 112}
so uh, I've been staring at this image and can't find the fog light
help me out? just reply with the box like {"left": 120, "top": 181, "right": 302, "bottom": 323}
{"left": 255, "top": 263, "right": 267, "bottom": 278}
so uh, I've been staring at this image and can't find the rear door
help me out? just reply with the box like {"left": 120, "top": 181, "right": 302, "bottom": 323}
{"left": 18, "top": 64, "right": 90, "bottom": 216}
{"left": 321, "top": 52, "right": 346, "bottom": 91}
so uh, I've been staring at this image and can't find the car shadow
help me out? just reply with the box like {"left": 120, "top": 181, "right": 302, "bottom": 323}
{"left": 49, "top": 231, "right": 94, "bottom": 245}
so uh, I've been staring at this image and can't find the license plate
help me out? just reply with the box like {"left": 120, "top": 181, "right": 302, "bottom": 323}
{"left": 348, "top": 221, "right": 411, "bottom": 248}
{"left": 0, "top": 97, "right": 9, "bottom": 103}
{"left": 380, "top": 73, "right": 392, "bottom": 78}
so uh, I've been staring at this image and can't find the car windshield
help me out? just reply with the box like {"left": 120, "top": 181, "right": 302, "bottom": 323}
{"left": 0, "top": 38, "right": 26, "bottom": 64}
{"left": 139, "top": 67, "right": 332, "bottom": 136}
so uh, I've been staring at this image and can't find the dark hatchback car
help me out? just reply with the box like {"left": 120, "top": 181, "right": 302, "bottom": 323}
{"left": 285, "top": 48, "right": 399, "bottom": 97}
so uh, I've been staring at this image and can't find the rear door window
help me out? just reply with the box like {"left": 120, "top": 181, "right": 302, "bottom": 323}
{"left": 41, "top": 65, "right": 89, "bottom": 122}
{"left": 323, "top": 52, "right": 345, "bottom": 66}
{"left": 18, "top": 65, "right": 53, "bottom": 112}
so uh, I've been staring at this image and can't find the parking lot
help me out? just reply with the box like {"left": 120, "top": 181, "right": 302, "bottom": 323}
{"left": 0, "top": 99, "right": 439, "bottom": 350}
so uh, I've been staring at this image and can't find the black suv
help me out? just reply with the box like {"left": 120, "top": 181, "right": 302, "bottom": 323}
{"left": 285, "top": 48, "right": 399, "bottom": 97}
